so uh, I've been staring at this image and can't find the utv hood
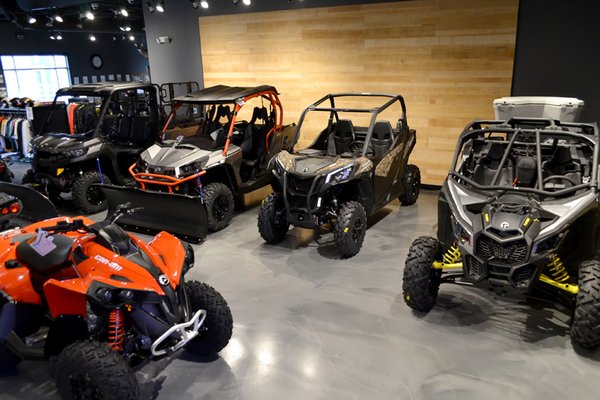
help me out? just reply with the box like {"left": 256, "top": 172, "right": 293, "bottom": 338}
{"left": 277, "top": 150, "right": 372, "bottom": 176}
{"left": 31, "top": 134, "right": 101, "bottom": 154}
{"left": 140, "top": 143, "right": 215, "bottom": 170}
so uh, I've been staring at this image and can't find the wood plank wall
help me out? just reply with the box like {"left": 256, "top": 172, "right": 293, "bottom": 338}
{"left": 199, "top": 0, "right": 518, "bottom": 185}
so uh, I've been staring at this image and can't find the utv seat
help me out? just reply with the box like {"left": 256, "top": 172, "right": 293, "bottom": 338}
{"left": 16, "top": 234, "right": 74, "bottom": 276}
{"left": 328, "top": 120, "right": 355, "bottom": 155}
{"left": 542, "top": 146, "right": 582, "bottom": 188}
{"left": 472, "top": 142, "right": 513, "bottom": 186}
{"left": 514, "top": 156, "right": 537, "bottom": 188}
{"left": 129, "top": 116, "right": 151, "bottom": 145}
{"left": 371, "top": 121, "right": 394, "bottom": 158}
{"left": 242, "top": 107, "right": 272, "bottom": 173}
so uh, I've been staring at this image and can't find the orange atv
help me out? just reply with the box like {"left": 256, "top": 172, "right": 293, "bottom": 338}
{"left": 0, "top": 184, "right": 233, "bottom": 400}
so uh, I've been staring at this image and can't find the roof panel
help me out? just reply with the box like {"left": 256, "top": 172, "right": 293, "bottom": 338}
{"left": 173, "top": 85, "right": 278, "bottom": 103}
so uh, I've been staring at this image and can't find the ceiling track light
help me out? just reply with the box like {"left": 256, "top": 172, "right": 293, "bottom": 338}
{"left": 155, "top": 0, "right": 165, "bottom": 13}
{"left": 120, "top": 8, "right": 129, "bottom": 17}
{"left": 85, "top": 11, "right": 95, "bottom": 20}
{"left": 129, "top": 34, "right": 135, "bottom": 41}
{"left": 54, "top": 14, "right": 63, "bottom": 23}
{"left": 89, "top": 34, "right": 96, "bottom": 42}
{"left": 28, "top": 16, "right": 36, "bottom": 24}
{"left": 56, "top": 32, "right": 63, "bottom": 40}
{"left": 243, "top": 0, "right": 251, "bottom": 5}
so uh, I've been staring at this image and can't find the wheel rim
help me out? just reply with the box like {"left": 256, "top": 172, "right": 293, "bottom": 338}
{"left": 69, "top": 373, "right": 105, "bottom": 400}
{"left": 86, "top": 184, "right": 105, "bottom": 206}
{"left": 351, "top": 218, "right": 364, "bottom": 243}
{"left": 212, "top": 195, "right": 230, "bottom": 222}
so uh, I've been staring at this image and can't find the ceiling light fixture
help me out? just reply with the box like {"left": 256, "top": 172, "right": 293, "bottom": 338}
{"left": 242, "top": 0, "right": 251, "bottom": 5}
{"left": 155, "top": 0, "right": 165, "bottom": 12}
{"left": 89, "top": 34, "right": 96, "bottom": 41}
{"left": 201, "top": 1, "right": 209, "bottom": 9}
{"left": 54, "top": 14, "right": 63, "bottom": 23}
{"left": 85, "top": 11, "right": 95, "bottom": 20}
{"left": 129, "top": 35, "right": 135, "bottom": 41}
{"left": 56, "top": 32, "right": 63, "bottom": 40}
{"left": 120, "top": 8, "right": 129, "bottom": 17}
{"left": 49, "top": 32, "right": 56, "bottom": 40}
{"left": 28, "top": 16, "right": 36, "bottom": 24}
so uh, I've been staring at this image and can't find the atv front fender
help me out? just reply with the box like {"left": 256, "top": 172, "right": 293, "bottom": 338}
{"left": 43, "top": 279, "right": 87, "bottom": 319}
{"left": 148, "top": 231, "right": 186, "bottom": 287}
{"left": 0, "top": 182, "right": 58, "bottom": 223}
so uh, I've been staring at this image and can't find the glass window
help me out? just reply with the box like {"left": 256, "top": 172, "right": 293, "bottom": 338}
{"left": 0, "top": 54, "right": 71, "bottom": 101}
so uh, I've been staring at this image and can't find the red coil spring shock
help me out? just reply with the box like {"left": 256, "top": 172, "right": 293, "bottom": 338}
{"left": 108, "top": 308, "right": 125, "bottom": 352}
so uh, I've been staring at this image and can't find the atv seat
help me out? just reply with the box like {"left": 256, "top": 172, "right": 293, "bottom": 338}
{"left": 16, "top": 234, "right": 73, "bottom": 276}
{"left": 371, "top": 121, "right": 394, "bottom": 158}
{"left": 328, "top": 120, "right": 355, "bottom": 155}
{"left": 542, "top": 146, "right": 582, "bottom": 188}
{"left": 472, "top": 142, "right": 513, "bottom": 186}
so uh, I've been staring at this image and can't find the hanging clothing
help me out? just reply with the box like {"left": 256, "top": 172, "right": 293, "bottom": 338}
{"left": 0, "top": 114, "right": 33, "bottom": 155}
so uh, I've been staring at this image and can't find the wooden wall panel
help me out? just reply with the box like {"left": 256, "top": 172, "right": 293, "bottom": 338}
{"left": 199, "top": 0, "right": 518, "bottom": 185}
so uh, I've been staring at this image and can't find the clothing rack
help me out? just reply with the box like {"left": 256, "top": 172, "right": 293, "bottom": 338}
{"left": 0, "top": 107, "right": 32, "bottom": 158}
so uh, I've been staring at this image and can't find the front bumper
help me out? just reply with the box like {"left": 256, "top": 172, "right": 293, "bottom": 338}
{"left": 280, "top": 171, "right": 325, "bottom": 228}
{"left": 150, "top": 309, "right": 206, "bottom": 357}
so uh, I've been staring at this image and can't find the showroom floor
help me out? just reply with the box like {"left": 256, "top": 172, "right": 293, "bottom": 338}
{"left": 0, "top": 163, "right": 599, "bottom": 400}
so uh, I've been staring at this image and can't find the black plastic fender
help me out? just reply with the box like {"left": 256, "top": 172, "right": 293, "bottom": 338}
{"left": 0, "top": 182, "right": 59, "bottom": 223}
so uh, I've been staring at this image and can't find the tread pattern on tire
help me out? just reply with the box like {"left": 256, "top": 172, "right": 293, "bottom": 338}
{"left": 203, "top": 182, "right": 235, "bottom": 232}
{"left": 399, "top": 164, "right": 421, "bottom": 206}
{"left": 257, "top": 193, "right": 288, "bottom": 244}
{"left": 54, "top": 340, "right": 138, "bottom": 400}
{"left": 334, "top": 201, "right": 367, "bottom": 259}
{"left": 71, "top": 170, "right": 111, "bottom": 214}
{"left": 571, "top": 260, "right": 600, "bottom": 349}
{"left": 184, "top": 281, "right": 233, "bottom": 356}
{"left": 402, "top": 236, "right": 442, "bottom": 312}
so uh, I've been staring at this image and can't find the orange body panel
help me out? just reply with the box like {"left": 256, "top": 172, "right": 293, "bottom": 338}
{"left": 0, "top": 216, "right": 185, "bottom": 319}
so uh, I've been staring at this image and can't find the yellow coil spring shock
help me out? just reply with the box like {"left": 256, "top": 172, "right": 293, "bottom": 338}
{"left": 547, "top": 255, "right": 569, "bottom": 283}
{"left": 443, "top": 246, "right": 462, "bottom": 264}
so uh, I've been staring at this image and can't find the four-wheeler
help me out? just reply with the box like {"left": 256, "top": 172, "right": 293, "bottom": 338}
{"left": 0, "top": 183, "right": 233, "bottom": 399}
{"left": 24, "top": 82, "right": 161, "bottom": 214}
{"left": 402, "top": 117, "right": 600, "bottom": 348}
{"left": 258, "top": 93, "right": 420, "bottom": 258}
{"left": 126, "top": 85, "right": 295, "bottom": 234}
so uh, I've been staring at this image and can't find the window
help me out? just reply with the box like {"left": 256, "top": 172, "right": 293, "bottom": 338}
{"left": 1, "top": 55, "right": 71, "bottom": 101}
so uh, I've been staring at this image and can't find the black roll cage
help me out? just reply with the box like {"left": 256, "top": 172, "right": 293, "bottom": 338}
{"left": 450, "top": 118, "right": 599, "bottom": 197}
{"left": 290, "top": 93, "right": 408, "bottom": 156}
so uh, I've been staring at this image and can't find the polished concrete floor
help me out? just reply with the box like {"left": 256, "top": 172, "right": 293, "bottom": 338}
{"left": 1, "top": 165, "right": 599, "bottom": 399}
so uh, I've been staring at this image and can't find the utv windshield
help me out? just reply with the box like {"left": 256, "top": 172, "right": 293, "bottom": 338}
{"left": 451, "top": 119, "right": 598, "bottom": 198}
{"left": 291, "top": 93, "right": 407, "bottom": 158}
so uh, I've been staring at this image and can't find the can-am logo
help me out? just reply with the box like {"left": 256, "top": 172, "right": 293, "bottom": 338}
{"left": 93, "top": 255, "right": 123, "bottom": 271}
{"left": 158, "top": 274, "right": 170, "bottom": 286}
{"left": 500, "top": 222, "right": 510, "bottom": 229}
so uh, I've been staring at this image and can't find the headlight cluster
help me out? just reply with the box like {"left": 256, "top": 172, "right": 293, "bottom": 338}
{"left": 91, "top": 284, "right": 161, "bottom": 306}
{"left": 451, "top": 214, "right": 473, "bottom": 246}
{"left": 325, "top": 165, "right": 355, "bottom": 185}
{"left": 177, "top": 162, "right": 204, "bottom": 177}
{"left": 62, "top": 148, "right": 88, "bottom": 158}
{"left": 136, "top": 159, "right": 149, "bottom": 171}
{"left": 532, "top": 231, "right": 567, "bottom": 255}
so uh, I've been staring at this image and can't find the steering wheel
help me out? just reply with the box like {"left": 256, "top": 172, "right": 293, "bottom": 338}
{"left": 543, "top": 175, "right": 578, "bottom": 188}
{"left": 349, "top": 140, "right": 375, "bottom": 156}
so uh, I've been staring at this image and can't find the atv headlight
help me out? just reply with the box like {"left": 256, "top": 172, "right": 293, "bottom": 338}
{"left": 532, "top": 230, "right": 567, "bottom": 255}
{"left": 64, "top": 148, "right": 88, "bottom": 158}
{"left": 451, "top": 214, "right": 473, "bottom": 246}
{"left": 89, "top": 283, "right": 162, "bottom": 306}
{"left": 325, "top": 165, "right": 355, "bottom": 185}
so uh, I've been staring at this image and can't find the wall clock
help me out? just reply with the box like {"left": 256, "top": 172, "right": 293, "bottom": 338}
{"left": 90, "top": 54, "right": 103, "bottom": 69}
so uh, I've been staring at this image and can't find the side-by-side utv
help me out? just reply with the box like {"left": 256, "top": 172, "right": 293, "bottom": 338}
{"left": 118, "top": 85, "right": 295, "bottom": 239}
{"left": 258, "top": 93, "right": 420, "bottom": 258}
{"left": 402, "top": 118, "right": 600, "bottom": 349}
{"left": 24, "top": 82, "right": 160, "bottom": 214}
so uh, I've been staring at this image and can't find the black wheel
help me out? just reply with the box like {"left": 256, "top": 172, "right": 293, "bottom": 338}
{"left": 184, "top": 281, "right": 233, "bottom": 356}
{"left": 257, "top": 193, "right": 289, "bottom": 244}
{"left": 399, "top": 164, "right": 421, "bottom": 206}
{"left": 0, "top": 340, "right": 21, "bottom": 373}
{"left": 72, "top": 171, "right": 112, "bottom": 214}
{"left": 402, "top": 236, "right": 442, "bottom": 312}
{"left": 203, "top": 182, "right": 235, "bottom": 232}
{"left": 334, "top": 201, "right": 367, "bottom": 259}
{"left": 55, "top": 340, "right": 138, "bottom": 400}
{"left": 21, "top": 169, "right": 35, "bottom": 184}
{"left": 571, "top": 260, "right": 600, "bottom": 349}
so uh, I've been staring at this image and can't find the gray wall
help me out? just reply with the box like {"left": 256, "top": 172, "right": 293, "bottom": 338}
{"left": 512, "top": 0, "right": 600, "bottom": 122}
{"left": 0, "top": 22, "right": 148, "bottom": 79}
{"left": 143, "top": 0, "right": 403, "bottom": 86}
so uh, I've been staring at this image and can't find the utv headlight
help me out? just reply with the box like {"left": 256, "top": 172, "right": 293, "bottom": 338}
{"left": 325, "top": 165, "right": 355, "bottom": 185}
{"left": 136, "top": 159, "right": 148, "bottom": 171}
{"left": 532, "top": 230, "right": 567, "bottom": 255}
{"left": 64, "top": 148, "right": 88, "bottom": 158}
{"left": 451, "top": 214, "right": 473, "bottom": 246}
